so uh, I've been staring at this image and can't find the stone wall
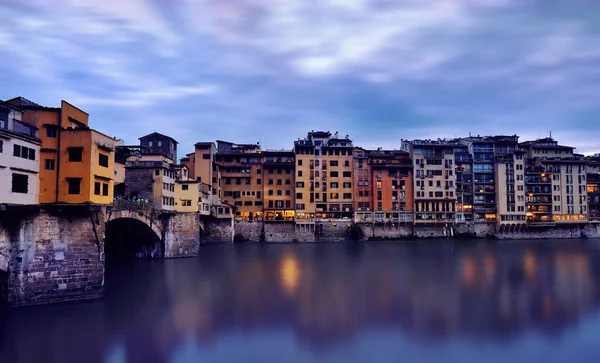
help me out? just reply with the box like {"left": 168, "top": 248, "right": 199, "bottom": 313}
{"left": 264, "top": 222, "right": 296, "bottom": 243}
{"left": 455, "top": 223, "right": 496, "bottom": 238}
{"left": 358, "top": 223, "right": 413, "bottom": 240}
{"left": 294, "top": 223, "right": 316, "bottom": 242}
{"left": 201, "top": 217, "right": 233, "bottom": 243}
{"left": 582, "top": 224, "right": 600, "bottom": 238}
{"left": 316, "top": 222, "right": 352, "bottom": 242}
{"left": 0, "top": 208, "right": 104, "bottom": 307}
{"left": 497, "top": 223, "right": 596, "bottom": 240}
{"left": 414, "top": 225, "right": 449, "bottom": 238}
{"left": 234, "top": 221, "right": 263, "bottom": 242}
{"left": 163, "top": 213, "right": 200, "bottom": 257}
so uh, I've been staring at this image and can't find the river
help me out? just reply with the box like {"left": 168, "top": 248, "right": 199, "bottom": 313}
{"left": 2, "top": 239, "right": 600, "bottom": 363}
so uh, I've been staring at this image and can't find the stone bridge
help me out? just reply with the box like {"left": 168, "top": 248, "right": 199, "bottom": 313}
{"left": 0, "top": 204, "right": 202, "bottom": 307}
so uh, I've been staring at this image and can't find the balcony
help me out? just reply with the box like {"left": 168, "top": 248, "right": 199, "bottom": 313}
{"left": 0, "top": 118, "right": 39, "bottom": 139}
{"left": 526, "top": 187, "right": 552, "bottom": 194}
{"left": 525, "top": 176, "right": 552, "bottom": 184}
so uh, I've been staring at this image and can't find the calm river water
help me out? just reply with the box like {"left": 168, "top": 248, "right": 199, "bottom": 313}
{"left": 2, "top": 239, "right": 600, "bottom": 363}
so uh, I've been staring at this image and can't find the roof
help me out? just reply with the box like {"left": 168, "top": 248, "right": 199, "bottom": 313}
{"left": 194, "top": 141, "right": 215, "bottom": 147}
{"left": 139, "top": 132, "right": 178, "bottom": 144}
{"left": 5, "top": 96, "right": 60, "bottom": 111}
{"left": 0, "top": 99, "right": 21, "bottom": 112}
{"left": 307, "top": 131, "right": 332, "bottom": 138}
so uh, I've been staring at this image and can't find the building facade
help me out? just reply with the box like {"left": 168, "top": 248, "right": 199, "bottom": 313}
{"left": 263, "top": 151, "right": 295, "bottom": 221}
{"left": 402, "top": 140, "right": 457, "bottom": 224}
{"left": 216, "top": 140, "right": 263, "bottom": 221}
{"left": 370, "top": 149, "right": 413, "bottom": 223}
{"left": 519, "top": 138, "right": 588, "bottom": 225}
{"left": 587, "top": 156, "right": 600, "bottom": 221}
{"left": 0, "top": 101, "right": 41, "bottom": 206}
{"left": 8, "top": 97, "right": 115, "bottom": 205}
{"left": 125, "top": 154, "right": 175, "bottom": 211}
{"left": 139, "top": 132, "right": 178, "bottom": 162}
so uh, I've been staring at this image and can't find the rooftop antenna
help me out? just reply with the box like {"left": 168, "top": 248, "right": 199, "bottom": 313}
{"left": 550, "top": 131, "right": 552, "bottom": 139}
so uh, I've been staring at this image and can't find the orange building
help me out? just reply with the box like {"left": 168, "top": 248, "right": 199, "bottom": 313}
{"left": 353, "top": 147, "right": 371, "bottom": 218}
{"left": 216, "top": 140, "right": 264, "bottom": 221}
{"left": 262, "top": 151, "right": 295, "bottom": 221}
{"left": 370, "top": 149, "right": 414, "bottom": 223}
{"left": 7, "top": 97, "right": 115, "bottom": 205}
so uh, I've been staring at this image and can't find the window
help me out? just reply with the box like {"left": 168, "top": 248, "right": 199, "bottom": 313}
{"left": 342, "top": 171, "right": 351, "bottom": 178}
{"left": 98, "top": 153, "right": 109, "bottom": 167}
{"left": 296, "top": 182, "right": 304, "bottom": 188}
{"left": 0, "top": 140, "right": 2, "bottom": 153}
{"left": 94, "top": 182, "right": 101, "bottom": 195}
{"left": 46, "top": 126, "right": 57, "bottom": 138}
{"left": 277, "top": 179, "right": 282, "bottom": 185}
{"left": 343, "top": 182, "right": 351, "bottom": 188}
{"left": 13, "top": 144, "right": 35, "bottom": 160}
{"left": 343, "top": 193, "right": 352, "bottom": 199}
{"left": 11, "top": 173, "right": 28, "bottom": 194}
{"left": 344, "top": 160, "right": 350, "bottom": 167}
{"left": 68, "top": 148, "right": 83, "bottom": 162}
{"left": 67, "top": 178, "right": 81, "bottom": 194}
{"left": 330, "top": 171, "right": 339, "bottom": 177}
{"left": 268, "top": 190, "right": 274, "bottom": 196}
{"left": 268, "top": 179, "right": 274, "bottom": 185}
{"left": 155, "top": 169, "right": 160, "bottom": 176}
{"left": 298, "top": 160, "right": 303, "bottom": 166}
{"left": 203, "top": 154, "right": 210, "bottom": 159}
{"left": 286, "top": 190, "right": 291, "bottom": 196}
{"left": 44, "top": 159, "right": 55, "bottom": 170}
{"left": 330, "top": 161, "right": 338, "bottom": 167}
{"left": 257, "top": 178, "right": 262, "bottom": 184}
{"left": 149, "top": 141, "right": 153, "bottom": 147}
{"left": 330, "top": 182, "right": 338, "bottom": 188}
{"left": 277, "top": 190, "right": 282, "bottom": 196}
{"left": 158, "top": 141, "right": 162, "bottom": 147}
{"left": 298, "top": 170, "right": 303, "bottom": 177}
{"left": 286, "top": 179, "right": 291, "bottom": 185}
{"left": 182, "top": 184, "right": 189, "bottom": 190}
{"left": 297, "top": 193, "right": 303, "bottom": 199}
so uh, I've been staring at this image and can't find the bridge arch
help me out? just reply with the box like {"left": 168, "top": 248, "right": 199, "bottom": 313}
{"left": 104, "top": 210, "right": 165, "bottom": 260}
{"left": 106, "top": 209, "right": 164, "bottom": 240}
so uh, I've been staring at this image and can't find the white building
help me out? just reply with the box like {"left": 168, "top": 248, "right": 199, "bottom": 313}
{"left": 0, "top": 101, "right": 41, "bottom": 206}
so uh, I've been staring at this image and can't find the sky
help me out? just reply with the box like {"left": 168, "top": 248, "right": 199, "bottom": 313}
{"left": 1, "top": 0, "right": 599, "bottom": 157}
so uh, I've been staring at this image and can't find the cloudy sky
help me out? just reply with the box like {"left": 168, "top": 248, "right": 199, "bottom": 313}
{"left": 1, "top": 0, "right": 599, "bottom": 156}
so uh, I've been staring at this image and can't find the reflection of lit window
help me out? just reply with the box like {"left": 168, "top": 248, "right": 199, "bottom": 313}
{"left": 280, "top": 255, "right": 300, "bottom": 295}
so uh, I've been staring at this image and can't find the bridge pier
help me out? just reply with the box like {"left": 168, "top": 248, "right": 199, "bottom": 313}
{"left": 0, "top": 206, "right": 105, "bottom": 307}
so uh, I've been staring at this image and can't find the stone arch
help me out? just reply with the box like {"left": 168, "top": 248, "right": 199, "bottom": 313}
{"left": 106, "top": 210, "right": 163, "bottom": 240}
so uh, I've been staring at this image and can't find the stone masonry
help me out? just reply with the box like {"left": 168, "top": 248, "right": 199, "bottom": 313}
{"left": 1, "top": 206, "right": 202, "bottom": 307}
{"left": 0, "top": 208, "right": 105, "bottom": 307}
{"left": 164, "top": 213, "right": 200, "bottom": 257}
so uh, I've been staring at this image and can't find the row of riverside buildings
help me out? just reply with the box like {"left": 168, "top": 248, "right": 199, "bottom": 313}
{"left": 2, "top": 96, "right": 600, "bottom": 228}
{"left": 180, "top": 131, "right": 600, "bottom": 227}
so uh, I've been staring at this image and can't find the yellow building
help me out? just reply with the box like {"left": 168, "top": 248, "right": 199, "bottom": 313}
{"left": 175, "top": 180, "right": 199, "bottom": 212}
{"left": 8, "top": 97, "right": 115, "bottom": 205}
{"left": 495, "top": 151, "right": 527, "bottom": 225}
{"left": 293, "top": 139, "right": 316, "bottom": 221}
{"left": 294, "top": 131, "right": 354, "bottom": 220}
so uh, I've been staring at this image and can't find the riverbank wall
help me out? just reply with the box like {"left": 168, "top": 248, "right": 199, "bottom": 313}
{"left": 208, "top": 220, "right": 600, "bottom": 243}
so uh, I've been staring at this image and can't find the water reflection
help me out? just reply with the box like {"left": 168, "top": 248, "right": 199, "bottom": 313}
{"left": 2, "top": 241, "right": 600, "bottom": 362}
